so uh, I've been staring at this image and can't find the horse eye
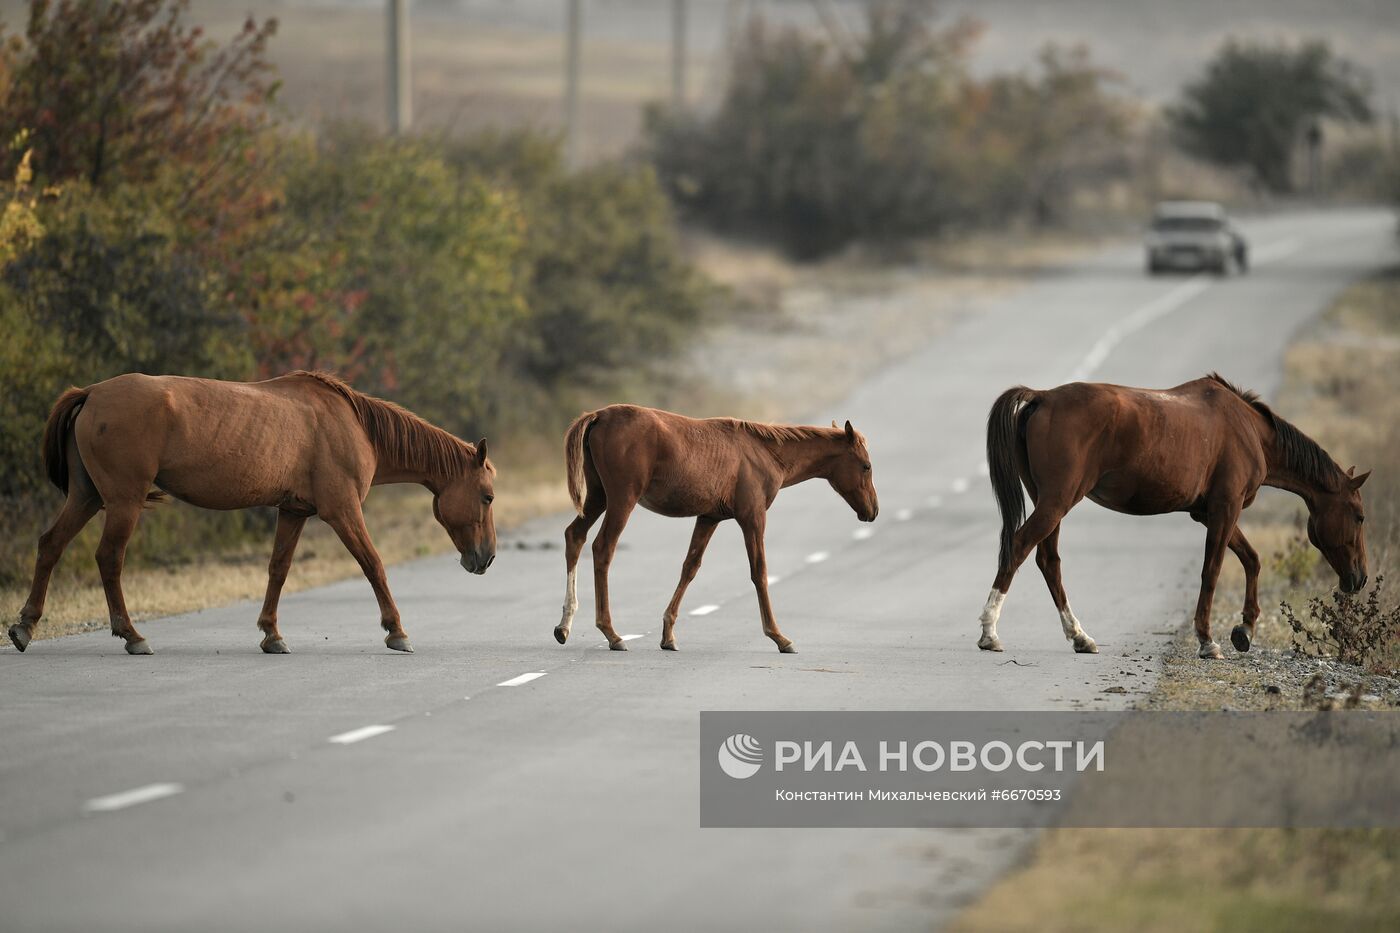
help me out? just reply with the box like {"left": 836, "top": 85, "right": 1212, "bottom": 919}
{"left": 483, "top": 493, "right": 495, "bottom": 506}
{"left": 861, "top": 463, "right": 871, "bottom": 473}
{"left": 1357, "top": 513, "right": 1365, "bottom": 524}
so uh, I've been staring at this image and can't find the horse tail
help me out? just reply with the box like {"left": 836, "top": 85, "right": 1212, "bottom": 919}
{"left": 987, "top": 386, "right": 1039, "bottom": 575}
{"left": 564, "top": 410, "right": 600, "bottom": 516}
{"left": 42, "top": 387, "right": 89, "bottom": 495}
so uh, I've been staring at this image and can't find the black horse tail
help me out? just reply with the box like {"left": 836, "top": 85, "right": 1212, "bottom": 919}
{"left": 986, "top": 386, "right": 1039, "bottom": 575}
{"left": 42, "top": 387, "right": 89, "bottom": 494}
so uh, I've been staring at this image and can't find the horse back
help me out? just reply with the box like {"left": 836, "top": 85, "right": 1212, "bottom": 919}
{"left": 76, "top": 373, "right": 372, "bottom": 511}
{"left": 1027, "top": 379, "right": 1267, "bottom": 514}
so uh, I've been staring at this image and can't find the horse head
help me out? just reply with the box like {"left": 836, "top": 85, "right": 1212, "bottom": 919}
{"left": 827, "top": 420, "right": 879, "bottom": 523}
{"left": 1307, "top": 467, "right": 1369, "bottom": 593}
{"left": 432, "top": 439, "right": 497, "bottom": 574}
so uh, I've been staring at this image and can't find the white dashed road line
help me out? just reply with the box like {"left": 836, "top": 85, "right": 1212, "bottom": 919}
{"left": 328, "top": 725, "right": 396, "bottom": 745}
{"left": 497, "top": 672, "right": 548, "bottom": 687}
{"left": 951, "top": 478, "right": 971, "bottom": 494}
{"left": 1070, "top": 275, "right": 1209, "bottom": 382}
{"left": 894, "top": 508, "right": 913, "bottom": 522}
{"left": 84, "top": 783, "right": 184, "bottom": 813}
{"left": 852, "top": 527, "right": 874, "bottom": 541}
{"left": 690, "top": 604, "right": 720, "bottom": 616}
{"left": 926, "top": 495, "right": 943, "bottom": 508}
{"left": 766, "top": 575, "right": 781, "bottom": 585}
{"left": 805, "top": 551, "right": 830, "bottom": 564}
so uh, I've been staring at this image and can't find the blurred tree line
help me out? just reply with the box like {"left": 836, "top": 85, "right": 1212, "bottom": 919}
{"left": 647, "top": 1, "right": 1390, "bottom": 256}
{"left": 0, "top": 0, "right": 705, "bottom": 585}
{"left": 645, "top": 1, "right": 1133, "bottom": 257}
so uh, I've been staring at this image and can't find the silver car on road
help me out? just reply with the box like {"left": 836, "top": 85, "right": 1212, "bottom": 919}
{"left": 1145, "top": 201, "right": 1248, "bottom": 275}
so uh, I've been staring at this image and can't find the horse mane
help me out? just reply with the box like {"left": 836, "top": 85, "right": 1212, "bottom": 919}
{"left": 293, "top": 371, "right": 484, "bottom": 476}
{"left": 1207, "top": 372, "right": 1342, "bottom": 489}
{"left": 724, "top": 419, "right": 841, "bottom": 444}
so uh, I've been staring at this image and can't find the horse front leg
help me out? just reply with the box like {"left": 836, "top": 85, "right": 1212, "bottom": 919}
{"left": 661, "top": 516, "right": 719, "bottom": 651}
{"left": 1226, "top": 526, "right": 1261, "bottom": 653}
{"left": 323, "top": 503, "right": 411, "bottom": 653}
{"left": 256, "top": 510, "right": 308, "bottom": 654}
{"left": 1193, "top": 503, "right": 1241, "bottom": 659}
{"left": 738, "top": 513, "right": 793, "bottom": 653}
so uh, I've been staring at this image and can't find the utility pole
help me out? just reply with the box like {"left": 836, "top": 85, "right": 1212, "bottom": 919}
{"left": 564, "top": 0, "right": 582, "bottom": 165}
{"left": 387, "top": 0, "right": 412, "bottom": 134}
{"left": 671, "top": 0, "right": 687, "bottom": 109}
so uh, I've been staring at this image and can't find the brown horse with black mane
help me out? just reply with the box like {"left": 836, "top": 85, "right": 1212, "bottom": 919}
{"left": 979, "top": 373, "right": 1368, "bottom": 659}
{"left": 553, "top": 404, "right": 878, "bottom": 653}
{"left": 9, "top": 371, "right": 496, "bottom": 656}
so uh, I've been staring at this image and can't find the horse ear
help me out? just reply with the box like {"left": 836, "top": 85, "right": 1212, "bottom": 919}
{"left": 844, "top": 420, "right": 856, "bottom": 443}
{"left": 476, "top": 438, "right": 488, "bottom": 464}
{"left": 1350, "top": 469, "right": 1370, "bottom": 490}
{"left": 831, "top": 420, "right": 838, "bottom": 429}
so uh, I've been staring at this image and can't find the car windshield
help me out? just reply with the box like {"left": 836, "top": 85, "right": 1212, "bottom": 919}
{"left": 1153, "top": 216, "right": 1222, "bottom": 232}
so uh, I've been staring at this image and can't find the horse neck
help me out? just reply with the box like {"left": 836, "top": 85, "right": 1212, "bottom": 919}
{"left": 1257, "top": 419, "right": 1326, "bottom": 506}
{"left": 771, "top": 435, "right": 845, "bottom": 487}
{"left": 371, "top": 457, "right": 440, "bottom": 488}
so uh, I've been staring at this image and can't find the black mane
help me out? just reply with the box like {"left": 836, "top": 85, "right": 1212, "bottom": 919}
{"left": 1208, "top": 373, "right": 1343, "bottom": 489}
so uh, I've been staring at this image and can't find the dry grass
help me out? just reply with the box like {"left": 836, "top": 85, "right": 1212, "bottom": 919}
{"left": 950, "top": 270, "right": 1400, "bottom": 933}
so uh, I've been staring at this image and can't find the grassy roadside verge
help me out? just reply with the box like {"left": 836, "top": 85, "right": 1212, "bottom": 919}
{"left": 950, "top": 269, "right": 1400, "bottom": 932}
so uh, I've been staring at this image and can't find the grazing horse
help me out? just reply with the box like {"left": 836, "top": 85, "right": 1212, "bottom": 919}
{"left": 9, "top": 371, "right": 496, "bottom": 656}
{"left": 552, "top": 405, "right": 878, "bottom": 653}
{"left": 979, "top": 373, "right": 1368, "bottom": 659}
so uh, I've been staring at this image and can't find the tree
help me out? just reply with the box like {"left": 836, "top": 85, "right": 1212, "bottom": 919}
{"left": 1168, "top": 39, "right": 1372, "bottom": 193}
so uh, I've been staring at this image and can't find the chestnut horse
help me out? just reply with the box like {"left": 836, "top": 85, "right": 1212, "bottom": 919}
{"left": 9, "top": 371, "right": 496, "bottom": 656}
{"left": 552, "top": 405, "right": 878, "bottom": 653}
{"left": 979, "top": 373, "right": 1367, "bottom": 659}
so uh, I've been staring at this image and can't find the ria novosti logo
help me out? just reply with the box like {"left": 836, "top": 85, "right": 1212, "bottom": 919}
{"left": 718, "top": 733, "right": 764, "bottom": 779}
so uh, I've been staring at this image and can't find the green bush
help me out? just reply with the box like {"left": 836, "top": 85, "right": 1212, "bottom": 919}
{"left": 1167, "top": 39, "right": 1373, "bottom": 193}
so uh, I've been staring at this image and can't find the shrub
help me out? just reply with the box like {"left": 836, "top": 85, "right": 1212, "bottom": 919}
{"left": 1167, "top": 39, "right": 1373, "bottom": 193}
{"left": 1282, "top": 578, "right": 1400, "bottom": 674}
{"left": 645, "top": 2, "right": 1129, "bottom": 256}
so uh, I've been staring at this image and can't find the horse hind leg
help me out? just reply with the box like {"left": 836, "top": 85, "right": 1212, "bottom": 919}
{"left": 1035, "top": 524, "right": 1097, "bottom": 654}
{"left": 256, "top": 510, "right": 307, "bottom": 654}
{"left": 661, "top": 516, "right": 719, "bottom": 651}
{"left": 10, "top": 490, "right": 101, "bottom": 652}
{"left": 980, "top": 499, "right": 1073, "bottom": 652}
{"left": 555, "top": 486, "right": 604, "bottom": 645}
{"left": 94, "top": 501, "right": 153, "bottom": 655}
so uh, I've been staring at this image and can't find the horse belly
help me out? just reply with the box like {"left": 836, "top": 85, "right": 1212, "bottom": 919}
{"left": 156, "top": 401, "right": 317, "bottom": 510}
{"left": 1087, "top": 472, "right": 1197, "bottom": 516}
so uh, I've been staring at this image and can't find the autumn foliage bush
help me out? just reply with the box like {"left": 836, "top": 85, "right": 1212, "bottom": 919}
{"left": 0, "top": 1, "right": 705, "bottom": 586}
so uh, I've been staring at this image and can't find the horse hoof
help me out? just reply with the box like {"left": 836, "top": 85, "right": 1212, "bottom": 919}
{"left": 660, "top": 641, "right": 677, "bottom": 651}
{"left": 609, "top": 640, "right": 628, "bottom": 651}
{"left": 1073, "top": 634, "right": 1098, "bottom": 654}
{"left": 386, "top": 636, "right": 414, "bottom": 653}
{"left": 125, "top": 639, "right": 153, "bottom": 656}
{"left": 1230, "top": 625, "right": 1251, "bottom": 653}
{"left": 8, "top": 624, "right": 30, "bottom": 652}
{"left": 1198, "top": 641, "right": 1223, "bottom": 660}
{"left": 977, "top": 635, "right": 1004, "bottom": 652}
{"left": 262, "top": 639, "right": 291, "bottom": 655}
{"left": 778, "top": 642, "right": 797, "bottom": 654}
{"left": 553, "top": 625, "right": 569, "bottom": 645}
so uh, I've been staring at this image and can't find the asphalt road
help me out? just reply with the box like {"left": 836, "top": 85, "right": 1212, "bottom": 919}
{"left": 1, "top": 208, "right": 1394, "bottom": 932}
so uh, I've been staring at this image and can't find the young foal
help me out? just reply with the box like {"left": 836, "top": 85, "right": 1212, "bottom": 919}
{"left": 9, "top": 371, "right": 496, "bottom": 655}
{"left": 979, "top": 373, "right": 1368, "bottom": 659}
{"left": 552, "top": 405, "right": 878, "bottom": 653}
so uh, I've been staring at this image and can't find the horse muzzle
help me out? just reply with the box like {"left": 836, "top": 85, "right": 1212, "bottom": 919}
{"left": 1341, "top": 570, "right": 1367, "bottom": 594}
{"left": 460, "top": 551, "right": 495, "bottom": 575}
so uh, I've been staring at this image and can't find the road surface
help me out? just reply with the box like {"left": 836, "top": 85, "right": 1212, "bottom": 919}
{"left": 1, "top": 208, "right": 1393, "bottom": 932}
